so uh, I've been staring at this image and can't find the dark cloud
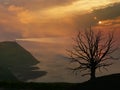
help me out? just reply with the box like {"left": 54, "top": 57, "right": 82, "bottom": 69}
{"left": 93, "top": 3, "right": 120, "bottom": 20}
{"left": 0, "top": 0, "right": 78, "bottom": 10}
{"left": 73, "top": 2, "right": 120, "bottom": 28}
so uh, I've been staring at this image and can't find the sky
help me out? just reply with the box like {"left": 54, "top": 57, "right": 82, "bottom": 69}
{"left": 0, "top": 0, "right": 120, "bottom": 82}
{"left": 0, "top": 0, "right": 120, "bottom": 40}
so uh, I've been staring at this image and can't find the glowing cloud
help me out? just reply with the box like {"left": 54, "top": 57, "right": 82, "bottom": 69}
{"left": 17, "top": 10, "right": 35, "bottom": 24}
{"left": 6, "top": 0, "right": 120, "bottom": 24}
{"left": 0, "top": 0, "right": 120, "bottom": 41}
{"left": 97, "top": 17, "right": 120, "bottom": 26}
{"left": 33, "top": 0, "right": 120, "bottom": 19}
{"left": 8, "top": 5, "right": 24, "bottom": 11}
{"left": 8, "top": 5, "right": 36, "bottom": 24}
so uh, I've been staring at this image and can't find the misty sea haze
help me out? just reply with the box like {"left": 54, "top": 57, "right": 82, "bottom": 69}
{"left": 16, "top": 38, "right": 120, "bottom": 83}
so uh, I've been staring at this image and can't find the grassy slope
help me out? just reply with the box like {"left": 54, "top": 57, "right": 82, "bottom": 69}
{"left": 0, "top": 74, "right": 119, "bottom": 90}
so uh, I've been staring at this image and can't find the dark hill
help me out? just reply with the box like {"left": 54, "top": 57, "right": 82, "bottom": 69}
{"left": 70, "top": 73, "right": 120, "bottom": 90}
{"left": 0, "top": 41, "right": 47, "bottom": 81}
{"left": 0, "top": 66, "right": 18, "bottom": 82}
{"left": 0, "top": 74, "right": 120, "bottom": 90}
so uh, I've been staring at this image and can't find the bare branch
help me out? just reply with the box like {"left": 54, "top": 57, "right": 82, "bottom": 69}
{"left": 67, "top": 27, "right": 118, "bottom": 80}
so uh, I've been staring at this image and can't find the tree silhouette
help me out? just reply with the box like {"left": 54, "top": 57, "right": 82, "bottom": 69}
{"left": 67, "top": 27, "right": 118, "bottom": 80}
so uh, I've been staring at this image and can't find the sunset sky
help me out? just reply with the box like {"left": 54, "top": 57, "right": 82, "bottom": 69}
{"left": 0, "top": 0, "right": 120, "bottom": 82}
{"left": 0, "top": 0, "right": 120, "bottom": 41}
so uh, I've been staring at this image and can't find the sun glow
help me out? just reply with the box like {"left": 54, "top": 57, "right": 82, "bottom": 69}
{"left": 98, "top": 21, "right": 102, "bottom": 24}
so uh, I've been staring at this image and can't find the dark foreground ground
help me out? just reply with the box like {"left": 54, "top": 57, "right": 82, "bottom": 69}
{"left": 0, "top": 73, "right": 120, "bottom": 90}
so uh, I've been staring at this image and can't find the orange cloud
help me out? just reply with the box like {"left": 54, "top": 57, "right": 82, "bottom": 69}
{"left": 8, "top": 5, "right": 36, "bottom": 24}
{"left": 32, "top": 0, "right": 120, "bottom": 19}
{"left": 17, "top": 10, "right": 35, "bottom": 24}
{"left": 95, "top": 17, "right": 120, "bottom": 29}
{"left": 0, "top": 1, "right": 120, "bottom": 41}
{"left": 8, "top": 5, "right": 24, "bottom": 12}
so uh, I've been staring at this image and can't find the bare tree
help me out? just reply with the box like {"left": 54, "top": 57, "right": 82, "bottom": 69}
{"left": 67, "top": 27, "right": 118, "bottom": 80}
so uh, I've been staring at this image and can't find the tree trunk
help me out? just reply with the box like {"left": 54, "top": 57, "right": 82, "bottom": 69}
{"left": 90, "top": 67, "right": 96, "bottom": 80}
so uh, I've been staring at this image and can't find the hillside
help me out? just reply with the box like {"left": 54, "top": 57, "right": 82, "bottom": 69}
{"left": 0, "top": 66, "right": 18, "bottom": 82}
{"left": 0, "top": 41, "right": 47, "bottom": 81}
{"left": 0, "top": 73, "right": 119, "bottom": 90}
{"left": 70, "top": 73, "right": 120, "bottom": 90}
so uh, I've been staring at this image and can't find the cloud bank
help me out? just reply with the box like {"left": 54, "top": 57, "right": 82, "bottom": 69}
{"left": 0, "top": 0, "right": 120, "bottom": 41}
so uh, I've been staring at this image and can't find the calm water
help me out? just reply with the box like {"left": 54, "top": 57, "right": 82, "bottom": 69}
{"left": 16, "top": 38, "right": 120, "bottom": 83}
